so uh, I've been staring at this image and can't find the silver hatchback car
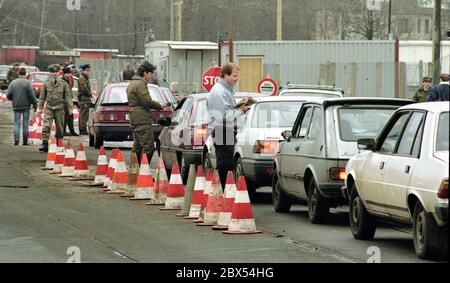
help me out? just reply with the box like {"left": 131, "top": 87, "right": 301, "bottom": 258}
{"left": 272, "top": 98, "right": 414, "bottom": 224}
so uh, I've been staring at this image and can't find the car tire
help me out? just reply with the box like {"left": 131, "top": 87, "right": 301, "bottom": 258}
{"left": 235, "top": 157, "right": 256, "bottom": 197}
{"left": 413, "top": 202, "right": 448, "bottom": 260}
{"left": 203, "top": 151, "right": 213, "bottom": 172}
{"left": 308, "top": 178, "right": 330, "bottom": 224}
{"left": 272, "top": 172, "right": 291, "bottom": 213}
{"left": 349, "top": 186, "right": 376, "bottom": 240}
{"left": 89, "top": 134, "right": 94, "bottom": 147}
{"left": 179, "top": 154, "right": 190, "bottom": 185}
{"left": 94, "top": 135, "right": 104, "bottom": 149}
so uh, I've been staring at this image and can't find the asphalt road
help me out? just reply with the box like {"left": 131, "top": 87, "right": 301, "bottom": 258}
{"left": 0, "top": 104, "right": 443, "bottom": 263}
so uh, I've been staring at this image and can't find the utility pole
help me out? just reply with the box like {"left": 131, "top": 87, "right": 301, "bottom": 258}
{"left": 176, "top": 0, "right": 183, "bottom": 41}
{"left": 228, "top": 0, "right": 233, "bottom": 62}
{"left": 388, "top": 0, "right": 392, "bottom": 39}
{"left": 432, "top": 0, "right": 442, "bottom": 83}
{"left": 170, "top": 0, "right": 175, "bottom": 41}
{"left": 277, "top": 0, "right": 283, "bottom": 41}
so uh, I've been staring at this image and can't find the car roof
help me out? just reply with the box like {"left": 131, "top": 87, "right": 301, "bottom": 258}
{"left": 301, "top": 97, "right": 414, "bottom": 108}
{"left": 28, "top": 72, "right": 50, "bottom": 75}
{"left": 255, "top": 96, "right": 310, "bottom": 103}
{"left": 398, "top": 102, "right": 450, "bottom": 113}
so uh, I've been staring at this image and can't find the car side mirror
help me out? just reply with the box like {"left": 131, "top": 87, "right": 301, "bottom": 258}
{"left": 159, "top": 118, "right": 172, "bottom": 127}
{"left": 357, "top": 139, "right": 375, "bottom": 151}
{"left": 282, "top": 130, "right": 293, "bottom": 141}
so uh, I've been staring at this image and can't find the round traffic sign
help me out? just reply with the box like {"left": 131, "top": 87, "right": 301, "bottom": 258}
{"left": 202, "top": 67, "right": 222, "bottom": 92}
{"left": 257, "top": 77, "right": 278, "bottom": 96}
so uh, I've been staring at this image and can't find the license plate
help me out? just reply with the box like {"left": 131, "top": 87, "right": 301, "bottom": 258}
{"left": 125, "top": 114, "right": 130, "bottom": 121}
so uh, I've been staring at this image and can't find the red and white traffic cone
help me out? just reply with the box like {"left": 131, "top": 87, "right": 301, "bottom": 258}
{"left": 59, "top": 142, "right": 76, "bottom": 177}
{"left": 223, "top": 176, "right": 262, "bottom": 235}
{"left": 50, "top": 139, "right": 65, "bottom": 175}
{"left": 131, "top": 154, "right": 154, "bottom": 200}
{"left": 108, "top": 151, "right": 128, "bottom": 194}
{"left": 103, "top": 149, "right": 119, "bottom": 191}
{"left": 194, "top": 170, "right": 213, "bottom": 224}
{"left": 121, "top": 152, "right": 140, "bottom": 197}
{"left": 35, "top": 119, "right": 43, "bottom": 146}
{"left": 160, "top": 164, "right": 185, "bottom": 211}
{"left": 69, "top": 143, "right": 93, "bottom": 181}
{"left": 146, "top": 157, "right": 169, "bottom": 205}
{"left": 213, "top": 171, "right": 237, "bottom": 230}
{"left": 50, "top": 122, "right": 56, "bottom": 138}
{"left": 184, "top": 166, "right": 206, "bottom": 220}
{"left": 89, "top": 147, "right": 108, "bottom": 186}
{"left": 198, "top": 171, "right": 223, "bottom": 226}
{"left": 41, "top": 137, "right": 57, "bottom": 171}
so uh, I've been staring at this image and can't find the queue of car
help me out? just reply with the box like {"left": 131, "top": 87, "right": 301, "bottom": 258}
{"left": 84, "top": 82, "right": 448, "bottom": 260}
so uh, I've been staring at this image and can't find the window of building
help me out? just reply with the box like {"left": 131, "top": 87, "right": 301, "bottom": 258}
{"left": 398, "top": 19, "right": 409, "bottom": 34}
{"left": 417, "top": 19, "right": 421, "bottom": 34}
{"left": 425, "top": 19, "right": 430, "bottom": 33}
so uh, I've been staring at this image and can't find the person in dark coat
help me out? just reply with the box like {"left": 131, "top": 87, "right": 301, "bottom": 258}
{"left": 429, "top": 74, "right": 449, "bottom": 102}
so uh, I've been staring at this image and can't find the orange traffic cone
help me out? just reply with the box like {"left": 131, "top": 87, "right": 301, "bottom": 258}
{"left": 223, "top": 176, "right": 262, "bottom": 235}
{"left": 28, "top": 118, "right": 37, "bottom": 145}
{"left": 121, "top": 152, "right": 140, "bottom": 198}
{"left": 198, "top": 171, "right": 223, "bottom": 226}
{"left": 194, "top": 170, "right": 213, "bottom": 224}
{"left": 131, "top": 154, "right": 154, "bottom": 200}
{"left": 50, "top": 122, "right": 56, "bottom": 138}
{"left": 108, "top": 151, "right": 128, "bottom": 194}
{"left": 35, "top": 120, "right": 43, "bottom": 146}
{"left": 177, "top": 164, "right": 196, "bottom": 217}
{"left": 59, "top": 142, "right": 76, "bottom": 177}
{"left": 161, "top": 164, "right": 184, "bottom": 211}
{"left": 70, "top": 143, "right": 93, "bottom": 181}
{"left": 213, "top": 171, "right": 237, "bottom": 230}
{"left": 41, "top": 137, "right": 57, "bottom": 170}
{"left": 50, "top": 139, "right": 65, "bottom": 174}
{"left": 146, "top": 157, "right": 169, "bottom": 205}
{"left": 89, "top": 147, "right": 108, "bottom": 186}
{"left": 184, "top": 166, "right": 206, "bottom": 220}
{"left": 103, "top": 149, "right": 119, "bottom": 191}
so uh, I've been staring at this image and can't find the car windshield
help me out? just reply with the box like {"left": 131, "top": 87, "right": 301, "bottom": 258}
{"left": 0, "top": 68, "right": 8, "bottom": 77}
{"left": 161, "top": 88, "right": 177, "bottom": 106}
{"left": 282, "top": 91, "right": 341, "bottom": 98}
{"left": 31, "top": 74, "right": 51, "bottom": 82}
{"left": 338, "top": 108, "right": 395, "bottom": 142}
{"left": 102, "top": 85, "right": 167, "bottom": 105}
{"left": 436, "top": 112, "right": 449, "bottom": 152}
{"left": 251, "top": 101, "right": 302, "bottom": 128}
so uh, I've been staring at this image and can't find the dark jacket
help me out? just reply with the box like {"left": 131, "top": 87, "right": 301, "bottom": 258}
{"left": 6, "top": 77, "right": 37, "bottom": 111}
{"left": 78, "top": 73, "right": 92, "bottom": 103}
{"left": 126, "top": 75, "right": 163, "bottom": 126}
{"left": 7, "top": 69, "right": 19, "bottom": 83}
{"left": 429, "top": 83, "right": 450, "bottom": 102}
{"left": 123, "top": 70, "right": 135, "bottom": 81}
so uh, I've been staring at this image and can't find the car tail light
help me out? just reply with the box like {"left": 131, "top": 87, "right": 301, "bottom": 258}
{"left": 192, "top": 124, "right": 208, "bottom": 147}
{"left": 254, "top": 140, "right": 280, "bottom": 154}
{"left": 438, "top": 180, "right": 448, "bottom": 199}
{"left": 330, "top": 167, "right": 346, "bottom": 181}
{"left": 99, "top": 112, "right": 118, "bottom": 122}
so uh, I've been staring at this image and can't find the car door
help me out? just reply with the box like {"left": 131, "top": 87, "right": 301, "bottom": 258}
{"left": 280, "top": 105, "right": 314, "bottom": 194}
{"left": 382, "top": 111, "right": 425, "bottom": 220}
{"left": 358, "top": 111, "right": 411, "bottom": 215}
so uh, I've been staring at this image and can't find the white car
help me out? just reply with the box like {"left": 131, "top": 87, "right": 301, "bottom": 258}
{"left": 343, "top": 102, "right": 448, "bottom": 260}
{"left": 279, "top": 84, "right": 344, "bottom": 99}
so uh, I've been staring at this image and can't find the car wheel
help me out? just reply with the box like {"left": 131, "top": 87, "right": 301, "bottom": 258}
{"left": 89, "top": 134, "right": 94, "bottom": 147}
{"left": 203, "top": 152, "right": 213, "bottom": 172}
{"left": 179, "top": 154, "right": 190, "bottom": 185}
{"left": 235, "top": 157, "right": 256, "bottom": 196}
{"left": 413, "top": 202, "right": 448, "bottom": 260}
{"left": 272, "top": 172, "right": 291, "bottom": 213}
{"left": 349, "top": 185, "right": 376, "bottom": 240}
{"left": 308, "top": 178, "right": 330, "bottom": 224}
{"left": 94, "top": 134, "right": 104, "bottom": 149}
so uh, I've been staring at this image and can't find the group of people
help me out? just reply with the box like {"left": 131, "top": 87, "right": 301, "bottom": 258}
{"left": 6, "top": 62, "right": 93, "bottom": 152}
{"left": 413, "top": 73, "right": 450, "bottom": 102}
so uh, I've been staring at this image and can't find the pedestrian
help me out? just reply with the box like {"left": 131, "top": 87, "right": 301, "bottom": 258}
{"left": 428, "top": 73, "right": 449, "bottom": 102}
{"left": 206, "top": 63, "right": 250, "bottom": 189}
{"left": 6, "top": 67, "right": 38, "bottom": 146}
{"left": 61, "top": 66, "right": 79, "bottom": 137}
{"left": 412, "top": 76, "right": 432, "bottom": 102}
{"left": 7, "top": 63, "right": 20, "bottom": 84}
{"left": 38, "top": 64, "right": 73, "bottom": 152}
{"left": 126, "top": 61, "right": 169, "bottom": 164}
{"left": 122, "top": 64, "right": 135, "bottom": 81}
{"left": 77, "top": 64, "right": 92, "bottom": 135}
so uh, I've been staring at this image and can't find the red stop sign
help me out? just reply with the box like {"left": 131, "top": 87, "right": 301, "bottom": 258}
{"left": 202, "top": 67, "right": 222, "bottom": 92}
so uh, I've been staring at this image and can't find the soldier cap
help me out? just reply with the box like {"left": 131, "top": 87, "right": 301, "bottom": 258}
{"left": 81, "top": 64, "right": 91, "bottom": 71}
{"left": 140, "top": 61, "right": 156, "bottom": 73}
{"left": 48, "top": 64, "right": 61, "bottom": 73}
{"left": 62, "top": 66, "right": 72, "bottom": 74}
{"left": 423, "top": 76, "right": 432, "bottom": 82}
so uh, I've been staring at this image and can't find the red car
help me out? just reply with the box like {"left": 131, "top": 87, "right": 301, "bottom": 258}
{"left": 27, "top": 72, "right": 51, "bottom": 98}
{"left": 88, "top": 83, "right": 173, "bottom": 148}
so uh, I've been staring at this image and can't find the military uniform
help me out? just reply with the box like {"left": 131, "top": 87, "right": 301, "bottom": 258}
{"left": 77, "top": 66, "right": 92, "bottom": 135}
{"left": 412, "top": 88, "right": 430, "bottom": 102}
{"left": 7, "top": 68, "right": 19, "bottom": 84}
{"left": 61, "top": 68, "right": 78, "bottom": 136}
{"left": 127, "top": 65, "right": 163, "bottom": 163}
{"left": 39, "top": 68, "right": 73, "bottom": 152}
